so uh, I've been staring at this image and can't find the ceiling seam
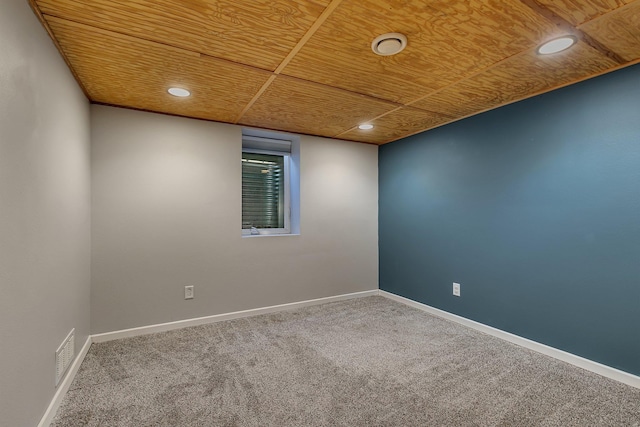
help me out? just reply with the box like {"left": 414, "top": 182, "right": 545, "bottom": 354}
{"left": 576, "top": 1, "right": 640, "bottom": 63}
{"left": 578, "top": 32, "right": 627, "bottom": 64}
{"left": 44, "top": 14, "right": 282, "bottom": 76}
{"left": 92, "top": 55, "right": 637, "bottom": 146}
{"left": 91, "top": 101, "right": 233, "bottom": 124}
{"left": 43, "top": 10, "right": 458, "bottom": 128}
{"left": 577, "top": 1, "right": 640, "bottom": 28}
{"left": 404, "top": 49, "right": 533, "bottom": 108}
{"left": 233, "top": 0, "right": 344, "bottom": 124}
{"left": 276, "top": 74, "right": 403, "bottom": 107}
{"left": 272, "top": 0, "right": 344, "bottom": 75}
{"left": 402, "top": 0, "right": 629, "bottom": 112}
{"left": 333, "top": 0, "right": 597, "bottom": 140}
{"left": 28, "top": 1, "right": 91, "bottom": 99}
{"left": 92, "top": 100, "right": 387, "bottom": 145}
{"left": 196, "top": 53, "right": 274, "bottom": 76}
{"left": 380, "top": 57, "right": 640, "bottom": 145}
{"left": 42, "top": 14, "right": 202, "bottom": 58}
{"left": 329, "top": 56, "right": 538, "bottom": 140}
{"left": 333, "top": 107, "right": 403, "bottom": 138}
{"left": 43, "top": 2, "right": 418, "bottom": 120}
{"left": 34, "top": 1, "right": 636, "bottom": 144}
{"left": 518, "top": 0, "right": 626, "bottom": 64}
{"left": 332, "top": 106, "right": 455, "bottom": 139}
{"left": 403, "top": 105, "right": 457, "bottom": 118}
{"left": 233, "top": 75, "right": 277, "bottom": 124}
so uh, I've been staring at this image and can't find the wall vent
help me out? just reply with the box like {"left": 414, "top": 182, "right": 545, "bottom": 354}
{"left": 55, "top": 329, "right": 75, "bottom": 386}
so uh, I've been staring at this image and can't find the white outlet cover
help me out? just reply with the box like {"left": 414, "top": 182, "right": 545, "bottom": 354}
{"left": 453, "top": 283, "right": 461, "bottom": 297}
{"left": 184, "top": 286, "right": 194, "bottom": 299}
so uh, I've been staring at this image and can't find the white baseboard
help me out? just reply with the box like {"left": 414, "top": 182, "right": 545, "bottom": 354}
{"left": 38, "top": 335, "right": 92, "bottom": 427}
{"left": 37, "top": 290, "right": 377, "bottom": 426}
{"left": 379, "top": 290, "right": 640, "bottom": 389}
{"left": 42, "top": 288, "right": 636, "bottom": 427}
{"left": 92, "top": 289, "right": 379, "bottom": 343}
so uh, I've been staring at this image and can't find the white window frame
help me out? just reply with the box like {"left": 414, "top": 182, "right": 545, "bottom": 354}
{"left": 241, "top": 147, "right": 291, "bottom": 236}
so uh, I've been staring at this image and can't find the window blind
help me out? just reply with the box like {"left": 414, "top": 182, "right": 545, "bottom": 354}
{"left": 242, "top": 134, "right": 292, "bottom": 232}
{"left": 242, "top": 152, "right": 285, "bottom": 229}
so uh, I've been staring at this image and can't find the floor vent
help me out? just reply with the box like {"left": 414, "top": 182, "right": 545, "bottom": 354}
{"left": 55, "top": 329, "right": 75, "bottom": 386}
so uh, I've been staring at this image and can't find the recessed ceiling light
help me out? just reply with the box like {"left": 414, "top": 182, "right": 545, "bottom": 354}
{"left": 372, "top": 33, "right": 407, "bottom": 56}
{"left": 168, "top": 87, "right": 191, "bottom": 97}
{"left": 537, "top": 36, "right": 577, "bottom": 55}
{"left": 359, "top": 124, "right": 374, "bottom": 130}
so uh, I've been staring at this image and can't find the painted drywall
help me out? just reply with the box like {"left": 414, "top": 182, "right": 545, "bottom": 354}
{"left": 379, "top": 64, "right": 640, "bottom": 376}
{"left": 91, "top": 105, "right": 378, "bottom": 333}
{"left": 0, "top": 1, "right": 91, "bottom": 425}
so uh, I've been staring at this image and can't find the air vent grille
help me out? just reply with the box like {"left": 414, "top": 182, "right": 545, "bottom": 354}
{"left": 55, "top": 329, "right": 75, "bottom": 386}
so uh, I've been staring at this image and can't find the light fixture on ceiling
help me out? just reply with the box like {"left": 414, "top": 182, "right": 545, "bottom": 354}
{"left": 371, "top": 33, "right": 407, "bottom": 56}
{"left": 537, "top": 36, "right": 577, "bottom": 55}
{"left": 359, "top": 124, "right": 374, "bottom": 130}
{"left": 168, "top": 87, "right": 191, "bottom": 97}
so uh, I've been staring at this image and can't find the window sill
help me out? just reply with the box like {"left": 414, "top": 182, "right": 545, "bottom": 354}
{"left": 241, "top": 233, "right": 300, "bottom": 238}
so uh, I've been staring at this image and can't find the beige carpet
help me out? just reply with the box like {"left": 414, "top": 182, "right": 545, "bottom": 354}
{"left": 52, "top": 296, "right": 640, "bottom": 426}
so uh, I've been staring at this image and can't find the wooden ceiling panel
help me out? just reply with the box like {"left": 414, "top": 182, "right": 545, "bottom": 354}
{"left": 239, "top": 76, "right": 396, "bottom": 138}
{"left": 412, "top": 41, "right": 619, "bottom": 120}
{"left": 281, "top": 0, "right": 558, "bottom": 104}
{"left": 579, "top": 1, "right": 640, "bottom": 61}
{"left": 36, "top": 0, "right": 330, "bottom": 71}
{"left": 46, "top": 16, "right": 272, "bottom": 123}
{"left": 31, "top": 0, "right": 640, "bottom": 144}
{"left": 535, "top": 0, "right": 632, "bottom": 26}
{"left": 339, "top": 107, "right": 453, "bottom": 145}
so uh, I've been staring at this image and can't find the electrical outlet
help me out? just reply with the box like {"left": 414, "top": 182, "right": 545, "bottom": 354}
{"left": 453, "top": 282, "right": 461, "bottom": 297}
{"left": 184, "top": 285, "right": 194, "bottom": 300}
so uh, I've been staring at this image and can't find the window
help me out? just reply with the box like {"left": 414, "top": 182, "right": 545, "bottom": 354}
{"left": 242, "top": 132, "right": 297, "bottom": 236}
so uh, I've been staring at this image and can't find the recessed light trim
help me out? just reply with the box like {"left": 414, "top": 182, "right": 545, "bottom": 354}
{"left": 168, "top": 87, "right": 191, "bottom": 97}
{"left": 358, "top": 124, "right": 374, "bottom": 130}
{"left": 372, "top": 33, "right": 407, "bottom": 56}
{"left": 537, "top": 36, "right": 577, "bottom": 55}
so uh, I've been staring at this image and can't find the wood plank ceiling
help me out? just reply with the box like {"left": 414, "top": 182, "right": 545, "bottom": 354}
{"left": 31, "top": 0, "right": 640, "bottom": 144}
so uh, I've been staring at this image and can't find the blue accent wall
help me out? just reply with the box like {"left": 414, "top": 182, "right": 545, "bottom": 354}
{"left": 379, "top": 64, "right": 640, "bottom": 375}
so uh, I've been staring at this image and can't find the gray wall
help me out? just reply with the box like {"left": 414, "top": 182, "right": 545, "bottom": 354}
{"left": 91, "top": 105, "right": 378, "bottom": 333}
{"left": 379, "top": 64, "right": 640, "bottom": 375}
{"left": 0, "top": 1, "right": 91, "bottom": 426}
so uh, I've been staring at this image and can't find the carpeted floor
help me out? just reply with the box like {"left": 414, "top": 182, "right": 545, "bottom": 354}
{"left": 52, "top": 296, "right": 640, "bottom": 426}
